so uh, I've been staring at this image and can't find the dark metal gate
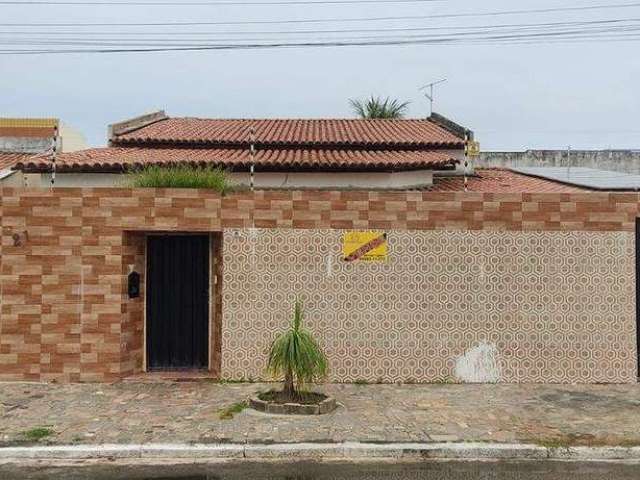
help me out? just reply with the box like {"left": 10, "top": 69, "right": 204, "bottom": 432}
{"left": 146, "top": 235, "right": 210, "bottom": 370}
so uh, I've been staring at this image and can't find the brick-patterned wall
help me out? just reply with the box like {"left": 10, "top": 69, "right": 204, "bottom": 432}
{"left": 0, "top": 187, "right": 639, "bottom": 383}
{"left": 121, "top": 232, "right": 145, "bottom": 377}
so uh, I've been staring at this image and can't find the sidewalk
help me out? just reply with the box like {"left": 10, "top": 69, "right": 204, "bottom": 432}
{"left": 2, "top": 381, "right": 640, "bottom": 448}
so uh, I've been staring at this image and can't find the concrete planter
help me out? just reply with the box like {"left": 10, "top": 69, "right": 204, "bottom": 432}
{"left": 249, "top": 395, "right": 337, "bottom": 415}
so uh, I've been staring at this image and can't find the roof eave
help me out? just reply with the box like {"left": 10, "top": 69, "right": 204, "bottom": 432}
{"left": 16, "top": 161, "right": 458, "bottom": 175}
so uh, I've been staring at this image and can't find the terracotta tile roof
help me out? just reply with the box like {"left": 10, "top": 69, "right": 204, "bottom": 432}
{"left": 18, "top": 115, "right": 464, "bottom": 174}
{"left": 0, "top": 151, "right": 34, "bottom": 170}
{"left": 113, "top": 118, "right": 464, "bottom": 148}
{"left": 18, "top": 146, "right": 458, "bottom": 173}
{"left": 430, "top": 169, "right": 590, "bottom": 193}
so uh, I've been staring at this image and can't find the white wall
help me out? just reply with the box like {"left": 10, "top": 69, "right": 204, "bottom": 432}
{"left": 37, "top": 173, "right": 125, "bottom": 187}
{"left": 58, "top": 123, "right": 89, "bottom": 153}
{"left": 230, "top": 170, "right": 434, "bottom": 189}
{"left": 30, "top": 170, "right": 436, "bottom": 189}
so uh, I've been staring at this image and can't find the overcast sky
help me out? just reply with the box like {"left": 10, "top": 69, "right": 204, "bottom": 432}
{"left": 1, "top": 0, "right": 639, "bottom": 150}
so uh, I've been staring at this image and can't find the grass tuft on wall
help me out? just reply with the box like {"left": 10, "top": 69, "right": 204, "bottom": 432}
{"left": 127, "top": 165, "right": 231, "bottom": 193}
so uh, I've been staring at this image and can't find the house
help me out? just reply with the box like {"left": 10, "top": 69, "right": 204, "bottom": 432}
{"left": 1, "top": 112, "right": 638, "bottom": 386}
{"left": 0, "top": 117, "right": 87, "bottom": 187}
{"left": 12, "top": 111, "right": 608, "bottom": 193}
{"left": 14, "top": 111, "right": 472, "bottom": 189}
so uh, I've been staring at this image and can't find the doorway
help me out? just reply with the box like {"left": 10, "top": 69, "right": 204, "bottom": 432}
{"left": 146, "top": 235, "right": 210, "bottom": 370}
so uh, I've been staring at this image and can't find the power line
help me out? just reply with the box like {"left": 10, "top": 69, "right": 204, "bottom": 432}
{"left": 2, "top": 2, "right": 640, "bottom": 27}
{"left": 4, "top": 28, "right": 640, "bottom": 46}
{"left": 3, "top": 1, "right": 640, "bottom": 52}
{"left": 0, "top": 0, "right": 443, "bottom": 4}
{"left": 2, "top": 27, "right": 639, "bottom": 54}
{"left": 10, "top": 32, "right": 636, "bottom": 46}
{"left": 4, "top": 23, "right": 640, "bottom": 46}
{"left": 0, "top": 40, "right": 635, "bottom": 55}
{"left": 2, "top": 18, "right": 637, "bottom": 36}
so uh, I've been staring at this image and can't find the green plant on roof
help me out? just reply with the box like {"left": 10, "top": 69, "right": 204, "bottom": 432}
{"left": 267, "top": 300, "right": 328, "bottom": 402}
{"left": 127, "top": 165, "right": 230, "bottom": 192}
{"left": 349, "top": 95, "right": 410, "bottom": 119}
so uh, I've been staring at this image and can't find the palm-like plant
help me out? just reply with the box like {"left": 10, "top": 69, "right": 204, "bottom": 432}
{"left": 267, "top": 300, "right": 328, "bottom": 401}
{"left": 349, "top": 95, "right": 410, "bottom": 119}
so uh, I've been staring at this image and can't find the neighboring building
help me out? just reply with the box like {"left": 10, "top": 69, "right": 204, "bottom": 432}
{"left": 15, "top": 111, "right": 472, "bottom": 189}
{"left": 0, "top": 118, "right": 88, "bottom": 186}
{"left": 478, "top": 149, "right": 640, "bottom": 175}
{"left": 0, "top": 118, "right": 56, "bottom": 154}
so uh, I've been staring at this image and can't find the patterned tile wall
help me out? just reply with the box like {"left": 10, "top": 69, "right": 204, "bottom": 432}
{"left": 222, "top": 229, "right": 637, "bottom": 384}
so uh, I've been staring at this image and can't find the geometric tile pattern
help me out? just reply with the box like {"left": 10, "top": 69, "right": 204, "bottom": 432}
{"left": 222, "top": 229, "right": 637, "bottom": 384}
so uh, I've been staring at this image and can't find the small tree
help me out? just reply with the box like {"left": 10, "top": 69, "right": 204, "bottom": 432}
{"left": 267, "top": 300, "right": 328, "bottom": 401}
{"left": 349, "top": 95, "right": 410, "bottom": 119}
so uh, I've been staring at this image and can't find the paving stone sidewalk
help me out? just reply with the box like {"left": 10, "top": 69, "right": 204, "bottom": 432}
{"left": 1, "top": 382, "right": 639, "bottom": 447}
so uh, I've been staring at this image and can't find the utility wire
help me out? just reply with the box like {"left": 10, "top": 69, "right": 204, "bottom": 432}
{"left": 4, "top": 23, "right": 640, "bottom": 46}
{"left": 1, "top": 40, "right": 636, "bottom": 55}
{"left": 3, "top": 27, "right": 640, "bottom": 54}
{"left": 2, "top": 19, "right": 639, "bottom": 40}
{"left": 0, "top": 0, "right": 443, "bottom": 4}
{"left": 6, "top": 33, "right": 639, "bottom": 47}
{"left": 2, "top": 2, "right": 640, "bottom": 26}
{"left": 2, "top": 18, "right": 637, "bottom": 36}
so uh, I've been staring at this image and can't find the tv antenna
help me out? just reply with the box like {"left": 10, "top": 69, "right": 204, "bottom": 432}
{"left": 420, "top": 78, "right": 447, "bottom": 116}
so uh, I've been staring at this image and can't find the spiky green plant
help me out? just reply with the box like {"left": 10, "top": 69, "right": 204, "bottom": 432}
{"left": 126, "top": 165, "right": 230, "bottom": 192}
{"left": 267, "top": 300, "right": 328, "bottom": 400}
{"left": 349, "top": 96, "right": 410, "bottom": 119}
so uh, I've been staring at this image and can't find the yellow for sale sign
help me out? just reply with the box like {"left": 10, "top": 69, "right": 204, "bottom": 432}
{"left": 342, "top": 231, "right": 388, "bottom": 262}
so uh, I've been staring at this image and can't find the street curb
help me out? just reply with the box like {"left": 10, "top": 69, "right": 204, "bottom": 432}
{"left": 1, "top": 442, "right": 640, "bottom": 464}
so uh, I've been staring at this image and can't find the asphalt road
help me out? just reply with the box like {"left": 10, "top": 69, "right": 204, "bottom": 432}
{"left": 1, "top": 460, "right": 639, "bottom": 480}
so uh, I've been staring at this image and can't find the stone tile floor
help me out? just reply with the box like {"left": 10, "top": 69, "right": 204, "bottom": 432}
{"left": 1, "top": 382, "right": 640, "bottom": 447}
